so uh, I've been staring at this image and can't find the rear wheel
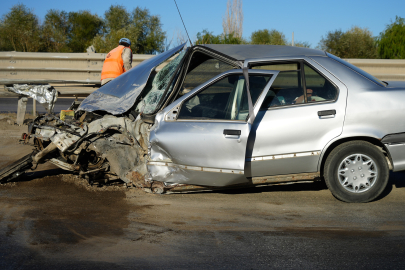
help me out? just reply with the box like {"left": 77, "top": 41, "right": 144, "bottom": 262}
{"left": 324, "top": 141, "right": 389, "bottom": 203}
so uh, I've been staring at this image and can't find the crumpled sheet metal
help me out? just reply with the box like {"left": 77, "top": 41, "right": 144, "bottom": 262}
{"left": 76, "top": 87, "right": 144, "bottom": 115}
{"left": 86, "top": 115, "right": 150, "bottom": 183}
{"left": 6, "top": 84, "right": 58, "bottom": 112}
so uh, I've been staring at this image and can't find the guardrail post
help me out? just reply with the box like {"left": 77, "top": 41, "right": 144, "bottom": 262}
{"left": 33, "top": 98, "right": 36, "bottom": 117}
{"left": 16, "top": 95, "right": 28, "bottom": 126}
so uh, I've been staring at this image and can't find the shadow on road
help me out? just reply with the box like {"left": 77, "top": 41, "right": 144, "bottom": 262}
{"left": 17, "top": 168, "right": 67, "bottom": 182}
{"left": 391, "top": 171, "right": 405, "bottom": 188}
{"left": 226, "top": 180, "right": 328, "bottom": 194}
{"left": 183, "top": 179, "right": 329, "bottom": 196}
{"left": 9, "top": 169, "right": 405, "bottom": 201}
{"left": 376, "top": 171, "right": 405, "bottom": 201}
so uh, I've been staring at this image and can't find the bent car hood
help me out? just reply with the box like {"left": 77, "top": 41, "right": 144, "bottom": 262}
{"left": 78, "top": 43, "right": 186, "bottom": 115}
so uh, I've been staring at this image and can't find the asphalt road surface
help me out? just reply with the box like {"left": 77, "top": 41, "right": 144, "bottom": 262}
{"left": 1, "top": 114, "right": 405, "bottom": 269}
{"left": 0, "top": 97, "right": 83, "bottom": 114}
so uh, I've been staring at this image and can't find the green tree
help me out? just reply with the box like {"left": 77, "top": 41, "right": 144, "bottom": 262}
{"left": 0, "top": 4, "right": 42, "bottom": 52}
{"left": 319, "top": 26, "right": 377, "bottom": 58}
{"left": 0, "top": 28, "right": 13, "bottom": 51}
{"left": 376, "top": 16, "right": 405, "bottom": 59}
{"left": 42, "top": 10, "right": 71, "bottom": 52}
{"left": 67, "top": 11, "right": 103, "bottom": 52}
{"left": 195, "top": 30, "right": 222, "bottom": 44}
{"left": 318, "top": 29, "right": 344, "bottom": 55}
{"left": 92, "top": 5, "right": 132, "bottom": 53}
{"left": 93, "top": 28, "right": 132, "bottom": 53}
{"left": 104, "top": 5, "right": 130, "bottom": 32}
{"left": 250, "top": 29, "right": 287, "bottom": 45}
{"left": 92, "top": 6, "right": 165, "bottom": 54}
{"left": 195, "top": 29, "right": 245, "bottom": 45}
{"left": 131, "top": 7, "right": 165, "bottom": 54}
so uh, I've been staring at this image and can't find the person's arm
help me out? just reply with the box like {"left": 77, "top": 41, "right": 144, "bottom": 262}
{"left": 122, "top": 48, "right": 132, "bottom": 72}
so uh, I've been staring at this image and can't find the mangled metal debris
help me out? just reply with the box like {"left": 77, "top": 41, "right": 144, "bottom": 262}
{"left": 6, "top": 84, "right": 58, "bottom": 112}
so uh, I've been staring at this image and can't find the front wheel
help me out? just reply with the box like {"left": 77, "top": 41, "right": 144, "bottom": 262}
{"left": 324, "top": 141, "right": 389, "bottom": 203}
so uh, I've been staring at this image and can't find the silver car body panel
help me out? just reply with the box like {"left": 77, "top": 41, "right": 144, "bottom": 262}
{"left": 384, "top": 144, "right": 405, "bottom": 171}
{"left": 311, "top": 56, "right": 405, "bottom": 170}
{"left": 78, "top": 43, "right": 187, "bottom": 115}
{"left": 246, "top": 153, "right": 321, "bottom": 177}
{"left": 148, "top": 69, "right": 279, "bottom": 186}
{"left": 241, "top": 56, "right": 348, "bottom": 177}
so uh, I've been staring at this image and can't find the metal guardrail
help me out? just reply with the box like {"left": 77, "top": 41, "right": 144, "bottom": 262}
{"left": 345, "top": 59, "right": 405, "bottom": 81}
{"left": 0, "top": 51, "right": 163, "bottom": 85}
{"left": 1, "top": 53, "right": 404, "bottom": 122}
{"left": 1, "top": 51, "right": 405, "bottom": 87}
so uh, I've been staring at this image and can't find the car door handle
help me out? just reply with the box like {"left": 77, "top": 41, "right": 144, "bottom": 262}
{"left": 223, "top": 129, "right": 241, "bottom": 136}
{"left": 318, "top": 110, "right": 336, "bottom": 117}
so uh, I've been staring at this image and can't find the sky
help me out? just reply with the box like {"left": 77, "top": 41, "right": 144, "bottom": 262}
{"left": 2, "top": 0, "right": 405, "bottom": 48}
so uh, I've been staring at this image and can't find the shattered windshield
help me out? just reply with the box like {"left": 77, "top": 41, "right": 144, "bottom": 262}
{"left": 136, "top": 50, "right": 186, "bottom": 114}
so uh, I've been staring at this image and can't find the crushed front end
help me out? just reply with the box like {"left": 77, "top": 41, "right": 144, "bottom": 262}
{"left": 10, "top": 109, "right": 154, "bottom": 189}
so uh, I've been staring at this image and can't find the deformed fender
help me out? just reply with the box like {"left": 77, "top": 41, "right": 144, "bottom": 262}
{"left": 86, "top": 115, "right": 151, "bottom": 184}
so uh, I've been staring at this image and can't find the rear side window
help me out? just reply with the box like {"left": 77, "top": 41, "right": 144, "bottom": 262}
{"left": 178, "top": 74, "right": 272, "bottom": 121}
{"left": 304, "top": 64, "right": 338, "bottom": 103}
{"left": 252, "top": 62, "right": 338, "bottom": 109}
{"left": 253, "top": 63, "right": 304, "bottom": 108}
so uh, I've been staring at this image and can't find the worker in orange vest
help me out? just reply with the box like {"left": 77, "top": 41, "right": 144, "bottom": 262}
{"left": 100, "top": 38, "right": 133, "bottom": 86}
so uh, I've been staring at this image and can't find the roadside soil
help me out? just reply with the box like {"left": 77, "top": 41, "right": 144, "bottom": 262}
{"left": 1, "top": 113, "right": 405, "bottom": 269}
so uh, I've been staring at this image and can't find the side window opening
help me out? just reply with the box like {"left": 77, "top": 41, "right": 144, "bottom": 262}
{"left": 252, "top": 61, "right": 338, "bottom": 109}
{"left": 178, "top": 52, "right": 235, "bottom": 97}
{"left": 304, "top": 64, "right": 338, "bottom": 103}
{"left": 178, "top": 74, "right": 272, "bottom": 121}
{"left": 252, "top": 62, "right": 304, "bottom": 108}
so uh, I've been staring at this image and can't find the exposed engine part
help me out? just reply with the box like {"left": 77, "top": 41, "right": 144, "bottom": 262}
{"left": 32, "top": 143, "right": 57, "bottom": 164}
{"left": 0, "top": 112, "right": 152, "bottom": 187}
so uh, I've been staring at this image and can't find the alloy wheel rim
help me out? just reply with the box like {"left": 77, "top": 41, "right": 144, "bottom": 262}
{"left": 337, "top": 154, "right": 378, "bottom": 193}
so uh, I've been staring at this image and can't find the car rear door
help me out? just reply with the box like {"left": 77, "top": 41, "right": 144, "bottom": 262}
{"left": 148, "top": 69, "right": 279, "bottom": 186}
{"left": 244, "top": 58, "right": 348, "bottom": 177}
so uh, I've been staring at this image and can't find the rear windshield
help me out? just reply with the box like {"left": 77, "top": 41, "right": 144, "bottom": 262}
{"left": 327, "top": 53, "right": 386, "bottom": 87}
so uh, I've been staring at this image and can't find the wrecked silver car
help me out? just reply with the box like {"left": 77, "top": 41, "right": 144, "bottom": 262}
{"left": 2, "top": 43, "right": 405, "bottom": 203}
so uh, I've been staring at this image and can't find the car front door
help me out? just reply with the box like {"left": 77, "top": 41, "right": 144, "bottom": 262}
{"left": 148, "top": 69, "right": 279, "bottom": 186}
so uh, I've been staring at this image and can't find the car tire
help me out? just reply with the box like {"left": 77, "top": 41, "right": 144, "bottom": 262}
{"left": 324, "top": 141, "right": 389, "bottom": 203}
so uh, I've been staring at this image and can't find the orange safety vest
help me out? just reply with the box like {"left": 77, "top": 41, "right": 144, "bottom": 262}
{"left": 101, "top": 45, "right": 132, "bottom": 80}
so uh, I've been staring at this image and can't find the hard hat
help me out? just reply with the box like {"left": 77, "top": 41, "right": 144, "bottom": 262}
{"left": 119, "top": 38, "right": 131, "bottom": 46}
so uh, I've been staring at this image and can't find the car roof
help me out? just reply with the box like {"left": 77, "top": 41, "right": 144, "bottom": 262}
{"left": 200, "top": 44, "right": 326, "bottom": 61}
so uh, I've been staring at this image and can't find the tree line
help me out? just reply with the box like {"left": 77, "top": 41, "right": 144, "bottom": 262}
{"left": 195, "top": 29, "right": 310, "bottom": 48}
{"left": 196, "top": 17, "right": 405, "bottom": 59}
{"left": 319, "top": 17, "right": 405, "bottom": 59}
{"left": 0, "top": 4, "right": 166, "bottom": 54}
{"left": 0, "top": 3, "right": 404, "bottom": 59}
